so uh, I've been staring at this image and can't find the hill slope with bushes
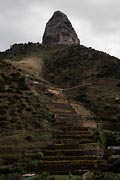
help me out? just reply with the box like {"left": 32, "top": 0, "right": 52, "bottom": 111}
{"left": 0, "top": 43, "right": 120, "bottom": 177}
{"left": 42, "top": 45, "right": 120, "bottom": 121}
{"left": 1, "top": 43, "right": 120, "bottom": 121}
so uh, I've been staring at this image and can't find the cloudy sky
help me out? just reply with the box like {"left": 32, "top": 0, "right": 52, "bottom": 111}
{"left": 0, "top": 0, "right": 120, "bottom": 58}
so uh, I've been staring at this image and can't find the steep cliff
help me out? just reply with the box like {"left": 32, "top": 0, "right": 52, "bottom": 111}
{"left": 42, "top": 11, "right": 80, "bottom": 45}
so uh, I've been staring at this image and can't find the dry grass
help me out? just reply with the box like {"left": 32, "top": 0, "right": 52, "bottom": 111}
{"left": 8, "top": 56, "right": 43, "bottom": 78}
{"left": 71, "top": 102, "right": 94, "bottom": 120}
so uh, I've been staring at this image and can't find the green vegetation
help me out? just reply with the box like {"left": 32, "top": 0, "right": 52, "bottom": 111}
{"left": 0, "top": 58, "right": 53, "bottom": 173}
{"left": 0, "top": 43, "right": 120, "bottom": 176}
{"left": 0, "top": 61, "right": 47, "bottom": 130}
{"left": 42, "top": 45, "right": 120, "bottom": 121}
{"left": 100, "top": 131, "right": 120, "bottom": 149}
{"left": 0, "top": 173, "right": 23, "bottom": 180}
{"left": 0, "top": 173, "right": 82, "bottom": 180}
{"left": 87, "top": 172, "right": 120, "bottom": 180}
{"left": 32, "top": 174, "right": 82, "bottom": 180}
{"left": 0, "top": 43, "right": 120, "bottom": 120}
{"left": 0, "top": 42, "right": 45, "bottom": 61}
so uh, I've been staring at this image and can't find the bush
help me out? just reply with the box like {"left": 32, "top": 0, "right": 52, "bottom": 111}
{"left": 0, "top": 173, "right": 22, "bottom": 180}
{"left": 33, "top": 152, "right": 44, "bottom": 160}
{"left": 26, "top": 134, "right": 35, "bottom": 142}
{"left": 112, "top": 160, "right": 120, "bottom": 172}
{"left": 45, "top": 112, "right": 55, "bottom": 123}
{"left": 87, "top": 172, "right": 120, "bottom": 180}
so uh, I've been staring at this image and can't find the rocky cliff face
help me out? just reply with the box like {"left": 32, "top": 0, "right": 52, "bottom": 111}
{"left": 42, "top": 11, "right": 80, "bottom": 45}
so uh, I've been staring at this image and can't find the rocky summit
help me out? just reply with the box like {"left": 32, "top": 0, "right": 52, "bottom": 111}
{"left": 42, "top": 11, "right": 80, "bottom": 45}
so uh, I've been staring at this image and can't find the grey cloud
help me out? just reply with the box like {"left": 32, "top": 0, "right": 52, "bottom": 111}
{"left": 0, "top": 0, "right": 120, "bottom": 58}
{"left": 44, "top": 0, "right": 120, "bottom": 34}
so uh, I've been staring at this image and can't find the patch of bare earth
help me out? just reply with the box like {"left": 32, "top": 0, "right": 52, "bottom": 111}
{"left": 8, "top": 57, "right": 43, "bottom": 78}
{"left": 46, "top": 87, "right": 94, "bottom": 121}
{"left": 71, "top": 102, "right": 94, "bottom": 120}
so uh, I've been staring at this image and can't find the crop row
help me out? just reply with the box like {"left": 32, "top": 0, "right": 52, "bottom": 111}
{"left": 53, "top": 134, "right": 93, "bottom": 139}
{"left": 46, "top": 102, "right": 73, "bottom": 109}
{"left": 64, "top": 130, "right": 89, "bottom": 134}
{"left": 47, "top": 143, "right": 98, "bottom": 150}
{"left": 38, "top": 160, "right": 104, "bottom": 172}
{"left": 56, "top": 116, "right": 81, "bottom": 120}
{"left": 54, "top": 138, "right": 95, "bottom": 144}
{"left": 57, "top": 126, "right": 88, "bottom": 131}
{"left": 43, "top": 155, "right": 100, "bottom": 161}
{"left": 0, "top": 146, "right": 25, "bottom": 154}
{"left": 44, "top": 149, "right": 98, "bottom": 156}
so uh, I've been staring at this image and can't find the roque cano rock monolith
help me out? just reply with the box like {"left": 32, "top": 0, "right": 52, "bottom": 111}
{"left": 42, "top": 11, "right": 80, "bottom": 45}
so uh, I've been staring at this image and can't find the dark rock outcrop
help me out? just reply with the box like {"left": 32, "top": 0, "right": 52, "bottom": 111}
{"left": 42, "top": 11, "right": 80, "bottom": 45}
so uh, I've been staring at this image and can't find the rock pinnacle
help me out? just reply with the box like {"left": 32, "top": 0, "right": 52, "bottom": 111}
{"left": 42, "top": 11, "right": 80, "bottom": 45}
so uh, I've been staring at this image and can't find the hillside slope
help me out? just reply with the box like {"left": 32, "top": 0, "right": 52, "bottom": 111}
{"left": 0, "top": 43, "right": 120, "bottom": 176}
{"left": 42, "top": 45, "right": 120, "bottom": 121}
{"left": 0, "top": 57, "right": 54, "bottom": 173}
{"left": 1, "top": 43, "right": 120, "bottom": 121}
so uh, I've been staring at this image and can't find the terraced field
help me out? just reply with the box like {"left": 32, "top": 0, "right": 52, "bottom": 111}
{"left": 39, "top": 99, "right": 104, "bottom": 174}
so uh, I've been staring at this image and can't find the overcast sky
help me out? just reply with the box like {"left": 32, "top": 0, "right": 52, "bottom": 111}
{"left": 0, "top": 0, "right": 120, "bottom": 58}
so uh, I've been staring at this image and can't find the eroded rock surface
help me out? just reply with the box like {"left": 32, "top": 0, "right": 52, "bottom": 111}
{"left": 42, "top": 11, "right": 80, "bottom": 45}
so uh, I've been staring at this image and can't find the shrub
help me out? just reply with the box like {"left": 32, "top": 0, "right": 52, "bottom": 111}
{"left": 7, "top": 173, "right": 21, "bottom": 180}
{"left": 87, "top": 172, "right": 120, "bottom": 180}
{"left": 112, "top": 160, "right": 120, "bottom": 172}
{"left": 26, "top": 134, "right": 35, "bottom": 142}
{"left": 33, "top": 152, "right": 44, "bottom": 160}
{"left": 45, "top": 112, "right": 55, "bottom": 123}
